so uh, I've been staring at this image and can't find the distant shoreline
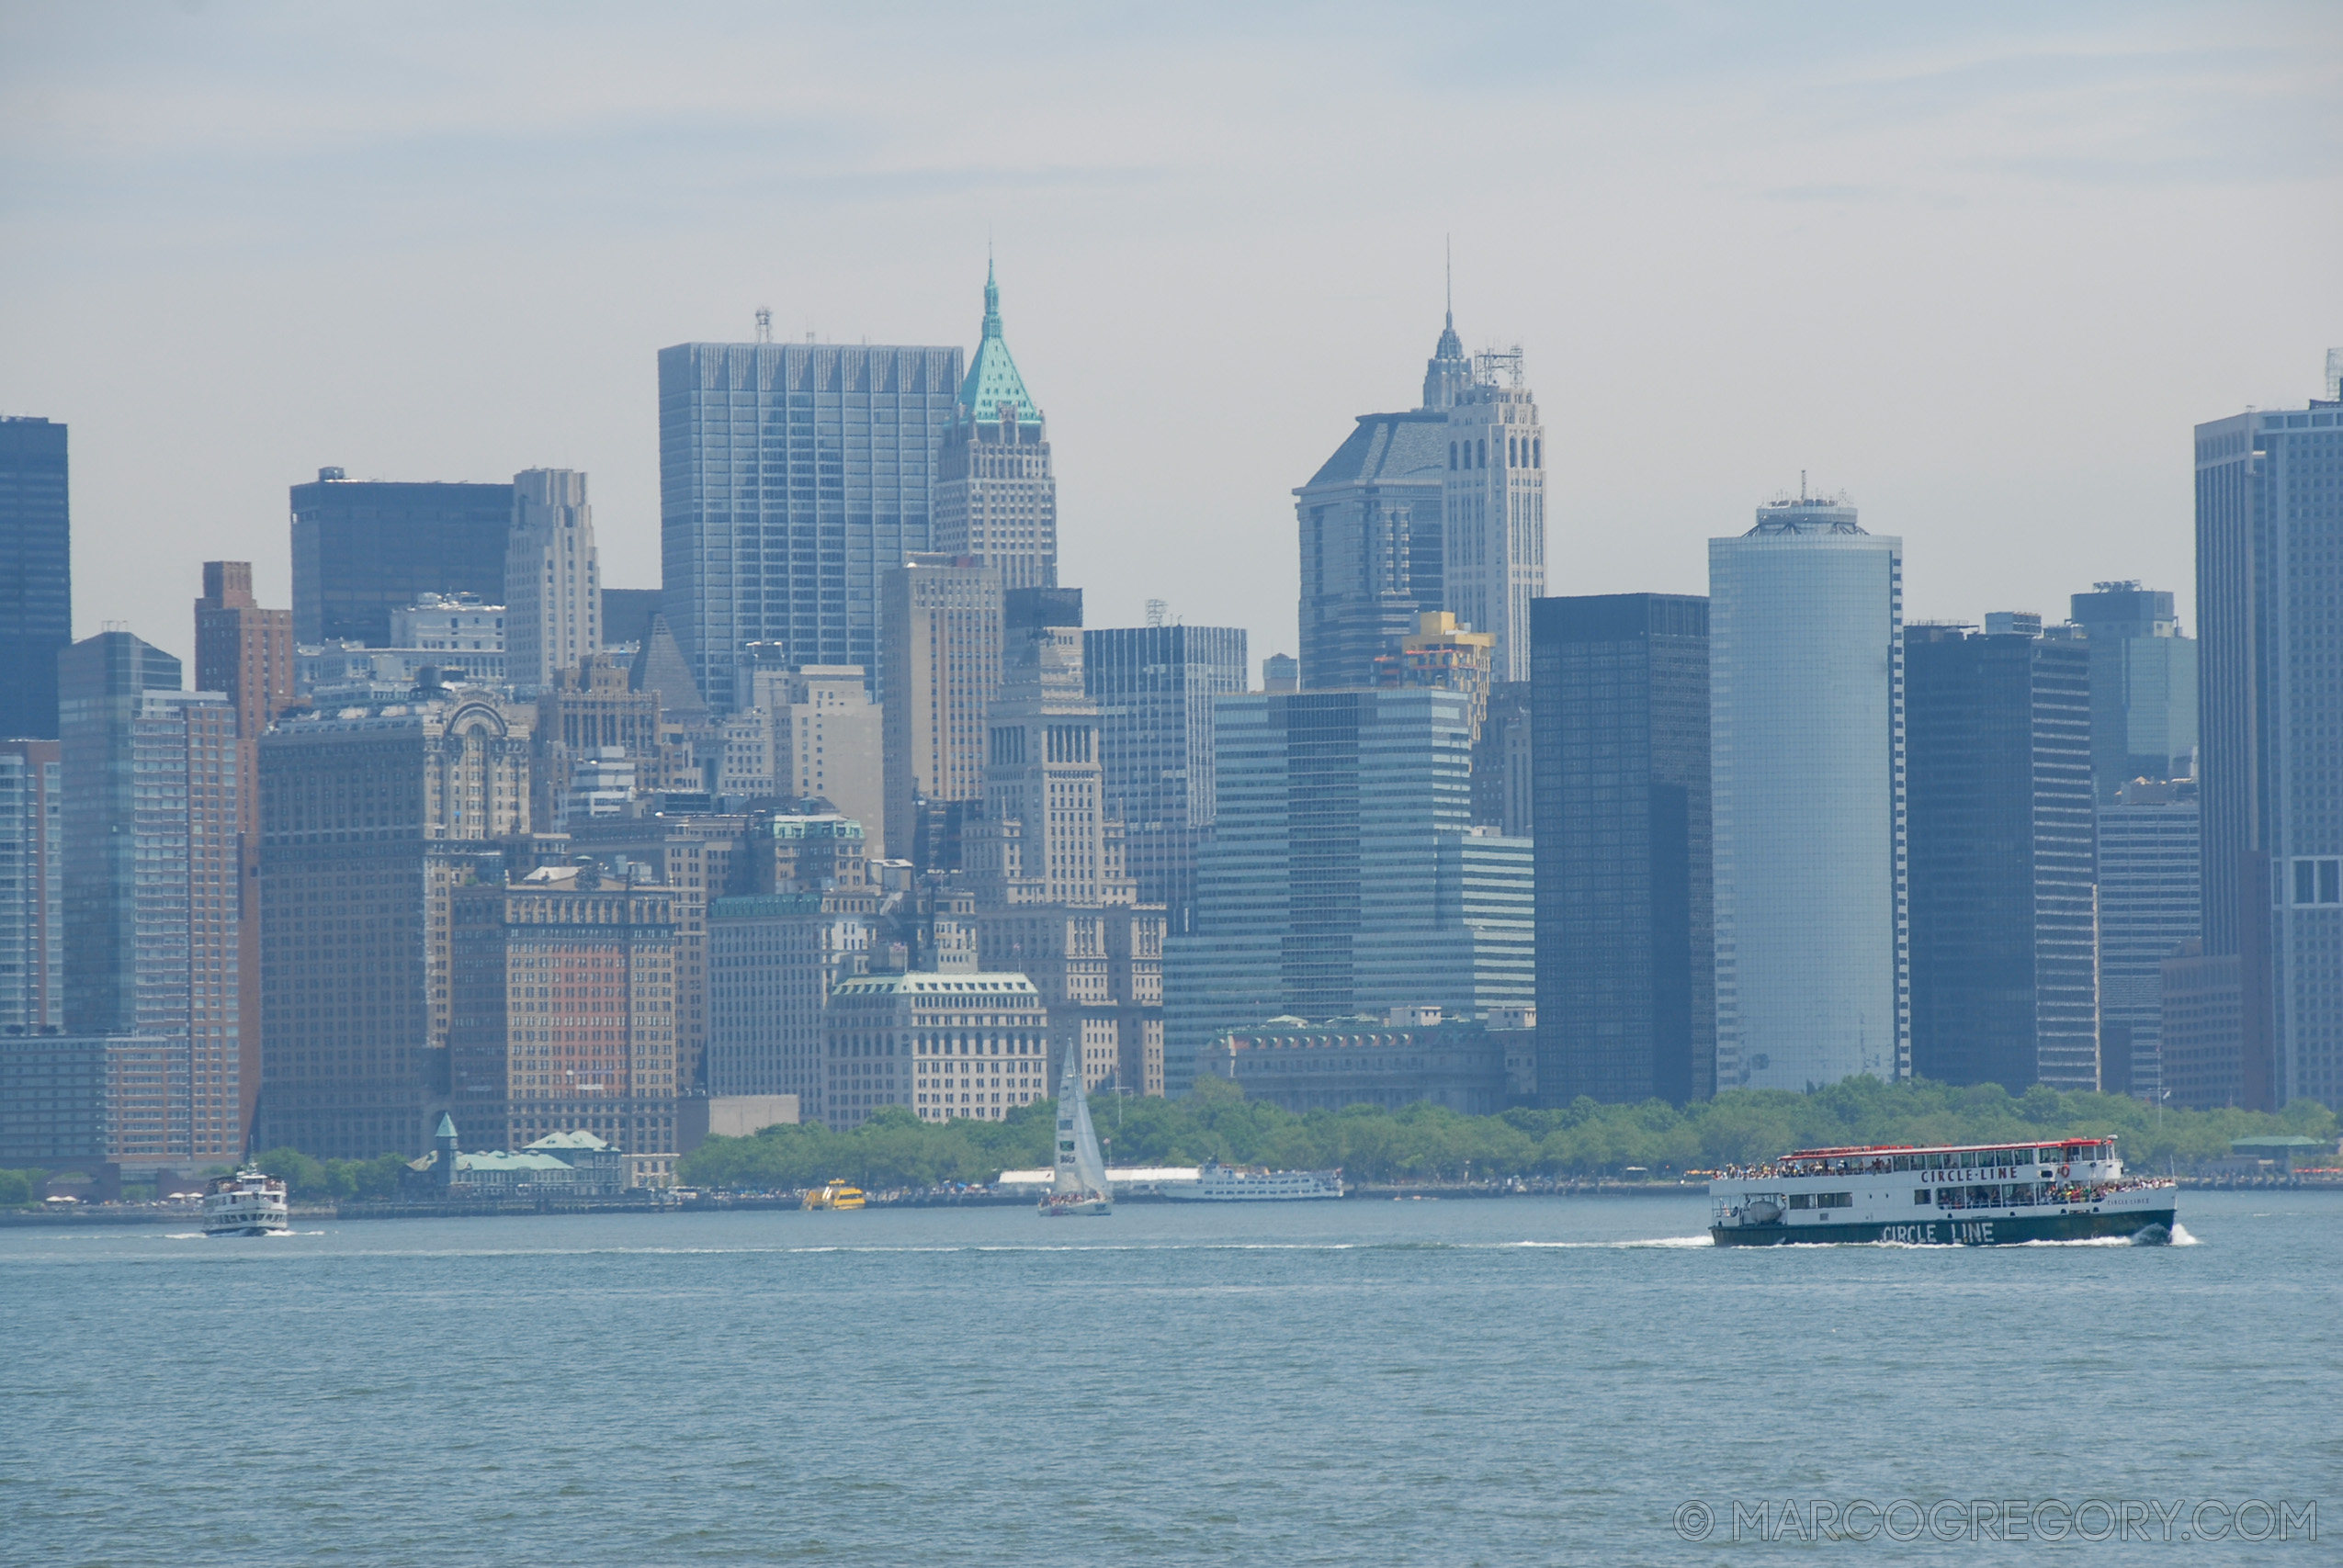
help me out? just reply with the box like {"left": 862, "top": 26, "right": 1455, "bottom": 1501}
{"left": 8, "top": 1174, "right": 2331, "bottom": 1226}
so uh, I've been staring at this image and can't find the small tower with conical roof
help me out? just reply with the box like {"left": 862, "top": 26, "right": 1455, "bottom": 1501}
{"left": 434, "top": 1112, "right": 459, "bottom": 1189}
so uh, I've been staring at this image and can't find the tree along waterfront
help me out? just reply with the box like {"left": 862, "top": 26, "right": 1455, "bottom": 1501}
{"left": 677, "top": 1076, "right": 2338, "bottom": 1192}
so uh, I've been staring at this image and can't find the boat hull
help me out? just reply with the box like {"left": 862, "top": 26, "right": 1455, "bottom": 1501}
{"left": 1711, "top": 1208, "right": 2177, "bottom": 1247}
{"left": 1163, "top": 1187, "right": 1342, "bottom": 1202}
{"left": 1039, "top": 1197, "right": 1111, "bottom": 1217}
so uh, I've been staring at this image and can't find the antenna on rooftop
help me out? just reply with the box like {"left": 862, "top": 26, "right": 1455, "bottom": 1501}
{"left": 1146, "top": 599, "right": 1168, "bottom": 627}
{"left": 1801, "top": 469, "right": 1807, "bottom": 502}
{"left": 754, "top": 307, "right": 772, "bottom": 344}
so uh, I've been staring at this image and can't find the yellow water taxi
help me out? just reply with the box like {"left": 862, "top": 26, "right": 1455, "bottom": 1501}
{"left": 802, "top": 1180, "right": 866, "bottom": 1211}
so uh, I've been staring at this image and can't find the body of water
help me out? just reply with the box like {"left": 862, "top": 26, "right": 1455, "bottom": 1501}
{"left": 3, "top": 1190, "right": 2335, "bottom": 1565}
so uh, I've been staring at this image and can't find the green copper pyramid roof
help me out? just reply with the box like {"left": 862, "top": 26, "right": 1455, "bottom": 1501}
{"left": 956, "top": 260, "right": 1042, "bottom": 429}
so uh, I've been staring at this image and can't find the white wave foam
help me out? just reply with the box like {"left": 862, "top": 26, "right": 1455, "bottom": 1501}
{"left": 1500, "top": 1235, "right": 1713, "bottom": 1249}
{"left": 2168, "top": 1222, "right": 2199, "bottom": 1247}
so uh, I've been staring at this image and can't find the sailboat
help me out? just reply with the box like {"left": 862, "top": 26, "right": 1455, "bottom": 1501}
{"left": 1040, "top": 1044, "right": 1113, "bottom": 1217}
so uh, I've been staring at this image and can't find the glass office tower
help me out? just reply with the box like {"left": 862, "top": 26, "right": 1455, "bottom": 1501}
{"left": 2068, "top": 581, "right": 2197, "bottom": 804}
{"left": 1906, "top": 624, "right": 2099, "bottom": 1092}
{"left": 1530, "top": 593, "right": 1712, "bottom": 1105}
{"left": 2196, "top": 378, "right": 2343, "bottom": 1109}
{"left": 1083, "top": 623, "right": 1249, "bottom": 931}
{"left": 658, "top": 339, "right": 964, "bottom": 714}
{"left": 2097, "top": 777, "right": 2201, "bottom": 1100}
{"left": 1709, "top": 496, "right": 1908, "bottom": 1090}
{"left": 1163, "top": 687, "right": 1533, "bottom": 1095}
{"left": 289, "top": 472, "right": 515, "bottom": 647}
{"left": 0, "top": 416, "right": 70, "bottom": 739}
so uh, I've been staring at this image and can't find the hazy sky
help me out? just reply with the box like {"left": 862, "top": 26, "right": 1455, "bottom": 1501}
{"left": 5, "top": 2, "right": 2339, "bottom": 671}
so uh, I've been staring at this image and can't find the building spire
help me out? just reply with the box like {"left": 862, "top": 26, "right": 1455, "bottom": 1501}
{"left": 957, "top": 255, "right": 1040, "bottom": 428}
{"left": 1423, "top": 242, "right": 1469, "bottom": 412}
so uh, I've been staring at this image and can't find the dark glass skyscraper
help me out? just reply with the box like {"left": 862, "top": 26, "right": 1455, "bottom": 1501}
{"left": 0, "top": 417, "right": 71, "bottom": 739}
{"left": 658, "top": 340, "right": 964, "bottom": 714}
{"left": 1530, "top": 594, "right": 1712, "bottom": 1105}
{"left": 289, "top": 471, "right": 515, "bottom": 646}
{"left": 2068, "top": 581, "right": 2197, "bottom": 803}
{"left": 2197, "top": 384, "right": 2343, "bottom": 1109}
{"left": 1905, "top": 625, "right": 2098, "bottom": 1091}
{"left": 1083, "top": 623, "right": 1249, "bottom": 931}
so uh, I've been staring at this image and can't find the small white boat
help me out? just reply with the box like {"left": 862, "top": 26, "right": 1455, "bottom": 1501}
{"left": 203, "top": 1168, "right": 289, "bottom": 1236}
{"left": 1164, "top": 1162, "right": 1345, "bottom": 1201}
{"left": 1040, "top": 1048, "right": 1112, "bottom": 1218}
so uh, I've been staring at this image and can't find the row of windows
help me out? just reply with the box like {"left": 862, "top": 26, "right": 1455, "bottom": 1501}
{"left": 1449, "top": 436, "right": 1543, "bottom": 470}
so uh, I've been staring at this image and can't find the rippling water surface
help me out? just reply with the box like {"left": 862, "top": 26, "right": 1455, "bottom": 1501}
{"left": 3, "top": 1191, "right": 2336, "bottom": 1565}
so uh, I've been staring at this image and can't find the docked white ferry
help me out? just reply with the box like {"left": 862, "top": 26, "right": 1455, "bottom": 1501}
{"left": 1709, "top": 1136, "right": 2175, "bottom": 1247}
{"left": 1166, "top": 1162, "right": 1344, "bottom": 1202}
{"left": 202, "top": 1168, "right": 290, "bottom": 1236}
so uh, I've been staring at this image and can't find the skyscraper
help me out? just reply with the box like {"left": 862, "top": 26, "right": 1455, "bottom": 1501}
{"left": 2068, "top": 581, "right": 2197, "bottom": 803}
{"left": 1709, "top": 494, "right": 1908, "bottom": 1090}
{"left": 1296, "top": 407, "right": 1447, "bottom": 690}
{"left": 257, "top": 695, "right": 531, "bottom": 1158}
{"left": 1083, "top": 622, "right": 1248, "bottom": 931}
{"left": 1164, "top": 687, "right": 1534, "bottom": 1094}
{"left": 0, "top": 416, "right": 71, "bottom": 740}
{"left": 2196, "top": 374, "right": 2343, "bottom": 1109}
{"left": 1294, "top": 316, "right": 1481, "bottom": 689}
{"left": 504, "top": 468, "right": 600, "bottom": 691}
{"left": 289, "top": 471, "right": 516, "bottom": 646}
{"left": 1443, "top": 349, "right": 1545, "bottom": 684}
{"left": 194, "top": 561, "right": 292, "bottom": 1141}
{"left": 58, "top": 632, "right": 244, "bottom": 1161}
{"left": 933, "top": 264, "right": 1057, "bottom": 592}
{"left": 2097, "top": 777, "right": 2201, "bottom": 1099}
{"left": 0, "top": 739, "right": 62, "bottom": 1033}
{"left": 881, "top": 554, "right": 1002, "bottom": 866}
{"left": 1531, "top": 594, "right": 1713, "bottom": 1106}
{"left": 1905, "top": 623, "right": 2099, "bottom": 1092}
{"left": 967, "top": 595, "right": 1164, "bottom": 1095}
{"left": 657, "top": 337, "right": 964, "bottom": 715}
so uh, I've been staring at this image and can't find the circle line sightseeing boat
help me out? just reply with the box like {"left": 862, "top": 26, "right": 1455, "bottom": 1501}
{"left": 1709, "top": 1135, "right": 2176, "bottom": 1247}
{"left": 202, "top": 1167, "right": 290, "bottom": 1236}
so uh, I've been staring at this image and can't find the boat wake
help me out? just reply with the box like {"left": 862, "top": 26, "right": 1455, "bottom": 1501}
{"left": 1504, "top": 1235, "right": 1714, "bottom": 1249}
{"left": 2168, "top": 1222, "right": 2199, "bottom": 1247}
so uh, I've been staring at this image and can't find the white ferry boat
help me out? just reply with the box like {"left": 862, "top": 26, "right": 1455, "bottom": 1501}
{"left": 1165, "top": 1162, "right": 1344, "bottom": 1202}
{"left": 202, "top": 1168, "right": 290, "bottom": 1236}
{"left": 1709, "top": 1136, "right": 2175, "bottom": 1247}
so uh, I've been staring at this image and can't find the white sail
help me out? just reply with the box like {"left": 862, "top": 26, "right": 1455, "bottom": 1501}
{"left": 1053, "top": 1046, "right": 1112, "bottom": 1198}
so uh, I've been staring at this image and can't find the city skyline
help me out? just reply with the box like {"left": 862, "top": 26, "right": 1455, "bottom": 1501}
{"left": 5, "top": 7, "right": 2336, "bottom": 678}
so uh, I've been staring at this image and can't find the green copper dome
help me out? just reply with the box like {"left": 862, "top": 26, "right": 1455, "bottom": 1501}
{"left": 956, "top": 259, "right": 1042, "bottom": 430}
